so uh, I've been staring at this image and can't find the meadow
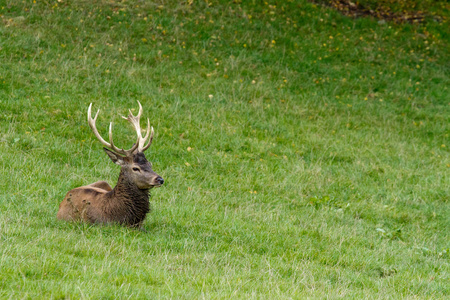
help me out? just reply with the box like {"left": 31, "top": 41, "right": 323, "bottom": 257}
{"left": 0, "top": 0, "right": 449, "bottom": 298}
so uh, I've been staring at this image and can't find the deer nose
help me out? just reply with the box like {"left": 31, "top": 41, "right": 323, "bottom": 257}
{"left": 156, "top": 177, "right": 164, "bottom": 185}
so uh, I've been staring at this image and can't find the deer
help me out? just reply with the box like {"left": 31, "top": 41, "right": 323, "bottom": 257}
{"left": 57, "top": 101, "right": 164, "bottom": 227}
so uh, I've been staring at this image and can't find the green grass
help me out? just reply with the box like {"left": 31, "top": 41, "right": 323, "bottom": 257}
{"left": 0, "top": 0, "right": 449, "bottom": 298}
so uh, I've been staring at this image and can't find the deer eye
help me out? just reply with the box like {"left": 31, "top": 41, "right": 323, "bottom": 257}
{"left": 132, "top": 167, "right": 140, "bottom": 172}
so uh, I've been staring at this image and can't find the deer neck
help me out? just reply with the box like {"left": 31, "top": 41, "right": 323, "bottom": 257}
{"left": 107, "top": 168, "right": 150, "bottom": 225}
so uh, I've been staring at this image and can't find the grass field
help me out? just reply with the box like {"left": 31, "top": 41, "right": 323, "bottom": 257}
{"left": 0, "top": 0, "right": 449, "bottom": 298}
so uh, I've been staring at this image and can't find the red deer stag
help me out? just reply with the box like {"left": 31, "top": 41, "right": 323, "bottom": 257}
{"left": 57, "top": 101, "right": 164, "bottom": 227}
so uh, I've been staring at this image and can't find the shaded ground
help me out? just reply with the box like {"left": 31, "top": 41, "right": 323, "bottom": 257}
{"left": 313, "top": 0, "right": 447, "bottom": 23}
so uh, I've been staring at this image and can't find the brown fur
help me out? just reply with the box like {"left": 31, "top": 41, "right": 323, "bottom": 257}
{"left": 57, "top": 151, "right": 163, "bottom": 227}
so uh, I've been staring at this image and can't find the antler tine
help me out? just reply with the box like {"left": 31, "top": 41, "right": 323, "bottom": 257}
{"left": 107, "top": 123, "right": 121, "bottom": 154}
{"left": 142, "top": 118, "right": 151, "bottom": 141}
{"left": 123, "top": 101, "right": 143, "bottom": 120}
{"left": 88, "top": 103, "right": 139, "bottom": 156}
{"left": 142, "top": 125, "right": 154, "bottom": 152}
{"left": 88, "top": 103, "right": 113, "bottom": 149}
{"left": 121, "top": 101, "right": 153, "bottom": 153}
{"left": 136, "top": 100, "right": 143, "bottom": 118}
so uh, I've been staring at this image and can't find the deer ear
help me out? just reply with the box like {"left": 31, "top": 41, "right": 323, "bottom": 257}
{"left": 103, "top": 148, "right": 126, "bottom": 166}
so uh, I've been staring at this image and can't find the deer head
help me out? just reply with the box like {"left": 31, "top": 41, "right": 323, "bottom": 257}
{"left": 87, "top": 101, "right": 164, "bottom": 190}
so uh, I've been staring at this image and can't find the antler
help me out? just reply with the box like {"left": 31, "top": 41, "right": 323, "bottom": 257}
{"left": 87, "top": 103, "right": 140, "bottom": 156}
{"left": 121, "top": 101, "right": 154, "bottom": 153}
